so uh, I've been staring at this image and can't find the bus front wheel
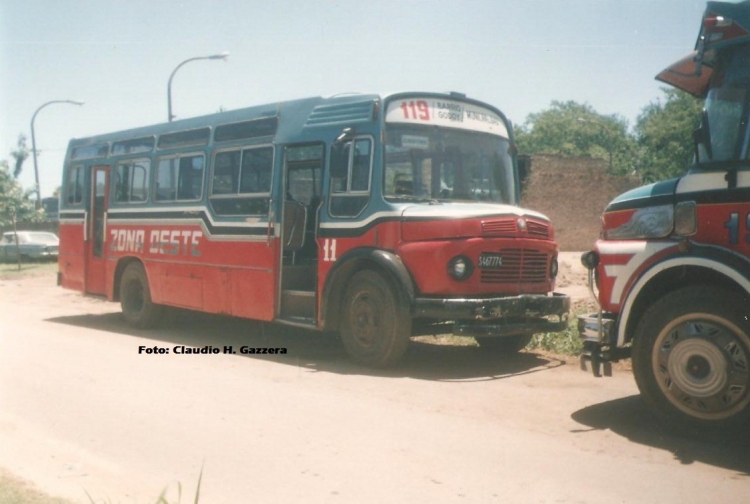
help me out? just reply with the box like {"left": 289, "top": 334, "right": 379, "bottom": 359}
{"left": 120, "top": 262, "right": 162, "bottom": 328}
{"left": 340, "top": 270, "right": 411, "bottom": 367}
{"left": 632, "top": 285, "right": 750, "bottom": 433}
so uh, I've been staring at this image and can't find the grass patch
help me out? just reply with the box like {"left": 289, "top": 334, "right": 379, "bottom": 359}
{"left": 0, "top": 469, "right": 74, "bottom": 504}
{"left": 0, "top": 467, "right": 204, "bottom": 504}
{"left": 527, "top": 310, "right": 584, "bottom": 356}
{"left": 0, "top": 261, "right": 57, "bottom": 277}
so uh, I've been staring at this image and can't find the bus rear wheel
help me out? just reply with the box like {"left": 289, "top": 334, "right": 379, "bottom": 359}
{"left": 340, "top": 270, "right": 411, "bottom": 367}
{"left": 120, "top": 262, "right": 162, "bottom": 328}
{"left": 632, "top": 286, "right": 750, "bottom": 433}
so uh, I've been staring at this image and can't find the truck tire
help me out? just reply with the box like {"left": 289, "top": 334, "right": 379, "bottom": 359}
{"left": 339, "top": 270, "right": 411, "bottom": 367}
{"left": 632, "top": 285, "right": 750, "bottom": 432}
{"left": 475, "top": 334, "right": 533, "bottom": 353}
{"left": 120, "top": 262, "right": 163, "bottom": 328}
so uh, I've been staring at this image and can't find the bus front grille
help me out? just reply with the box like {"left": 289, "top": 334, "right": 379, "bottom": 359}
{"left": 481, "top": 218, "right": 551, "bottom": 239}
{"left": 480, "top": 248, "right": 549, "bottom": 284}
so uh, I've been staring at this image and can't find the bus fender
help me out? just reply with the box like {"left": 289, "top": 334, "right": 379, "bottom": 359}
{"left": 617, "top": 242, "right": 750, "bottom": 347}
{"left": 320, "top": 247, "right": 416, "bottom": 331}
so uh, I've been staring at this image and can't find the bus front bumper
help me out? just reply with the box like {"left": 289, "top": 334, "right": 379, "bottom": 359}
{"left": 577, "top": 312, "right": 631, "bottom": 377}
{"left": 412, "top": 292, "right": 570, "bottom": 337}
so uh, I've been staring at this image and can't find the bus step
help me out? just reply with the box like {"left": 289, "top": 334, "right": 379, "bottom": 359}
{"left": 281, "top": 289, "right": 316, "bottom": 320}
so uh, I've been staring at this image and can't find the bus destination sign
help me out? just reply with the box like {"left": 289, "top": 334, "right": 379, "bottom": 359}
{"left": 385, "top": 97, "right": 508, "bottom": 137}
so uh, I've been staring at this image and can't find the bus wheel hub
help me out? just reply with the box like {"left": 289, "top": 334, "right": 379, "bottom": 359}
{"left": 665, "top": 336, "right": 727, "bottom": 398}
{"left": 655, "top": 318, "right": 750, "bottom": 418}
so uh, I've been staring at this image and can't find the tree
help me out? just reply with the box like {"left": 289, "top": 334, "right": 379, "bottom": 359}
{"left": 10, "top": 134, "right": 29, "bottom": 179}
{"left": 0, "top": 160, "right": 41, "bottom": 227}
{"left": 514, "top": 101, "right": 634, "bottom": 175}
{"left": 634, "top": 88, "right": 703, "bottom": 183}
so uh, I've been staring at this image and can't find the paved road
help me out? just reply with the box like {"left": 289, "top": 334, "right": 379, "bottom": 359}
{"left": 0, "top": 271, "right": 748, "bottom": 503}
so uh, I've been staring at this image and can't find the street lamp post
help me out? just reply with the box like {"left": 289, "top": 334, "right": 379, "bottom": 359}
{"left": 577, "top": 117, "right": 613, "bottom": 172}
{"left": 167, "top": 52, "right": 229, "bottom": 122}
{"left": 30, "top": 100, "right": 84, "bottom": 210}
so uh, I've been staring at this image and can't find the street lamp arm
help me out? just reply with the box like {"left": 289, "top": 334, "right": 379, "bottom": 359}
{"left": 30, "top": 99, "right": 84, "bottom": 210}
{"left": 167, "top": 52, "right": 229, "bottom": 122}
{"left": 31, "top": 100, "right": 85, "bottom": 125}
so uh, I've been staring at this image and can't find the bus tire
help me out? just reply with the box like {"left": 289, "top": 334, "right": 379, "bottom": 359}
{"left": 475, "top": 334, "right": 533, "bottom": 353}
{"left": 120, "top": 262, "right": 162, "bottom": 329}
{"left": 632, "top": 285, "right": 750, "bottom": 433}
{"left": 340, "top": 270, "right": 411, "bottom": 367}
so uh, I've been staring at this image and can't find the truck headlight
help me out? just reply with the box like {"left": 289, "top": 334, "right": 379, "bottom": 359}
{"left": 605, "top": 205, "right": 673, "bottom": 240}
{"left": 550, "top": 256, "right": 559, "bottom": 278}
{"left": 674, "top": 201, "right": 697, "bottom": 236}
{"left": 447, "top": 255, "right": 473, "bottom": 280}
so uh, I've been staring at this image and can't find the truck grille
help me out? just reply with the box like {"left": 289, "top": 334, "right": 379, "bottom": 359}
{"left": 480, "top": 248, "right": 549, "bottom": 284}
{"left": 481, "top": 218, "right": 516, "bottom": 236}
{"left": 526, "top": 220, "right": 551, "bottom": 238}
{"left": 481, "top": 218, "right": 551, "bottom": 239}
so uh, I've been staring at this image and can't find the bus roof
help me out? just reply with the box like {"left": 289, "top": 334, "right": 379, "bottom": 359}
{"left": 656, "top": 0, "right": 750, "bottom": 97}
{"left": 66, "top": 91, "right": 510, "bottom": 158}
{"left": 68, "top": 93, "right": 380, "bottom": 149}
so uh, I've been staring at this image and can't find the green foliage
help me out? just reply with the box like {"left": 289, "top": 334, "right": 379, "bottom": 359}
{"left": 0, "top": 468, "right": 74, "bottom": 504}
{"left": 0, "top": 160, "right": 42, "bottom": 226}
{"left": 633, "top": 88, "right": 704, "bottom": 183}
{"left": 514, "top": 100, "right": 634, "bottom": 175}
{"left": 527, "top": 314, "right": 583, "bottom": 356}
{"left": 83, "top": 466, "right": 203, "bottom": 504}
{"left": 515, "top": 90, "right": 704, "bottom": 183}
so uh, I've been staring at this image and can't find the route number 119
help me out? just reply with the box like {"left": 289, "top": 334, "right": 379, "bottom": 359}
{"left": 400, "top": 100, "right": 430, "bottom": 121}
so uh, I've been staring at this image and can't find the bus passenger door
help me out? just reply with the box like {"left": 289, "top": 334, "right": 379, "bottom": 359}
{"left": 277, "top": 144, "right": 323, "bottom": 324}
{"left": 85, "top": 165, "right": 109, "bottom": 295}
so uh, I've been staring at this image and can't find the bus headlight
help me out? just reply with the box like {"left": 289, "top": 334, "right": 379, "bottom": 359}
{"left": 674, "top": 201, "right": 697, "bottom": 236}
{"left": 550, "top": 256, "right": 559, "bottom": 278}
{"left": 447, "top": 255, "right": 474, "bottom": 280}
{"left": 604, "top": 205, "right": 674, "bottom": 240}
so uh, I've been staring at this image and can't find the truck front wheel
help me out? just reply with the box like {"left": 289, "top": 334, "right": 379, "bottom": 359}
{"left": 632, "top": 286, "right": 750, "bottom": 432}
{"left": 339, "top": 270, "right": 411, "bottom": 367}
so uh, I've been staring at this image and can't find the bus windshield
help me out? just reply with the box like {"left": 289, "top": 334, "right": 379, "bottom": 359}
{"left": 702, "top": 44, "right": 750, "bottom": 161}
{"left": 383, "top": 125, "right": 516, "bottom": 204}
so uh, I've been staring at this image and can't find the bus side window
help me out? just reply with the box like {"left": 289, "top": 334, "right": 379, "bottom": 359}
{"left": 66, "top": 165, "right": 85, "bottom": 205}
{"left": 155, "top": 154, "right": 204, "bottom": 202}
{"left": 351, "top": 139, "right": 371, "bottom": 191}
{"left": 209, "top": 146, "right": 273, "bottom": 216}
{"left": 178, "top": 156, "right": 204, "bottom": 200}
{"left": 113, "top": 160, "right": 150, "bottom": 203}
{"left": 330, "top": 138, "right": 371, "bottom": 218}
{"left": 240, "top": 148, "right": 272, "bottom": 194}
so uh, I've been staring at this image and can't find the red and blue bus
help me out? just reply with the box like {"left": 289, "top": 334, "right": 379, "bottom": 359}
{"left": 59, "top": 91, "right": 569, "bottom": 366}
{"left": 579, "top": 1, "right": 750, "bottom": 430}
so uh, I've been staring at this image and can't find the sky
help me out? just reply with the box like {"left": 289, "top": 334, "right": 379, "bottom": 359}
{"left": 1, "top": 0, "right": 707, "bottom": 198}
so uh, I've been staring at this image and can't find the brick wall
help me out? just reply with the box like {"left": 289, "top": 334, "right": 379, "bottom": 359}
{"left": 520, "top": 155, "right": 641, "bottom": 251}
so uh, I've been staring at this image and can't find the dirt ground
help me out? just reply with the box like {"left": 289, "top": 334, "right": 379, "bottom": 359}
{"left": 554, "top": 251, "right": 599, "bottom": 317}
{"left": 2, "top": 261, "right": 748, "bottom": 504}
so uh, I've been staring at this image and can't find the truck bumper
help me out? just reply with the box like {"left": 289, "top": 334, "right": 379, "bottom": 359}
{"left": 577, "top": 312, "right": 631, "bottom": 377}
{"left": 577, "top": 312, "right": 616, "bottom": 344}
{"left": 413, "top": 292, "right": 570, "bottom": 337}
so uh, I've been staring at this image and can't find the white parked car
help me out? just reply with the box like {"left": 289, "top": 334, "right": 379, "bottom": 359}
{"left": 0, "top": 231, "right": 59, "bottom": 262}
